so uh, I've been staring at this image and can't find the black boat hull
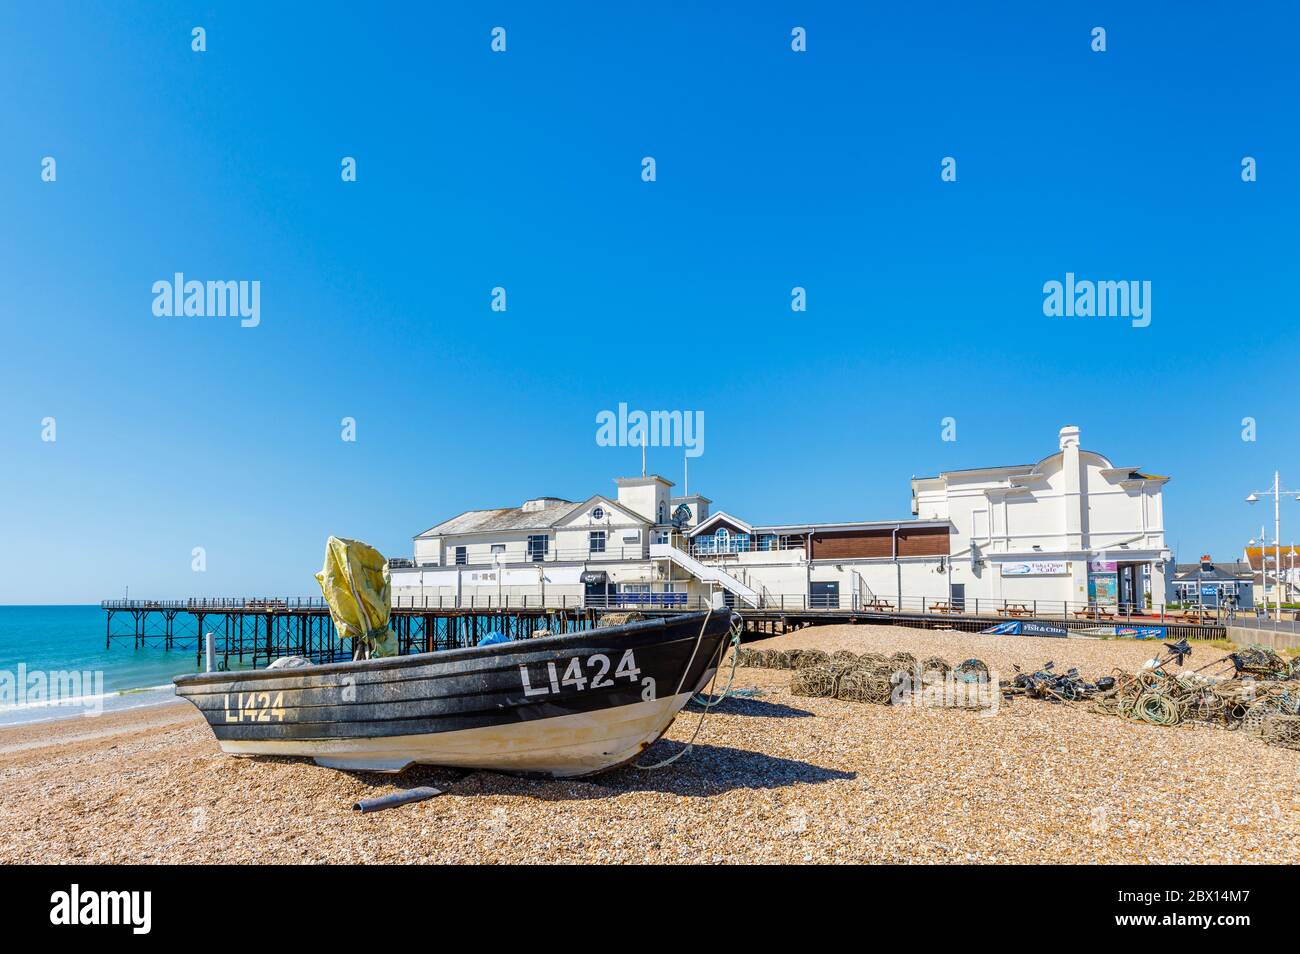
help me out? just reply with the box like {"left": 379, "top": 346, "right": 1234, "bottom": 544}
{"left": 173, "top": 610, "right": 734, "bottom": 776}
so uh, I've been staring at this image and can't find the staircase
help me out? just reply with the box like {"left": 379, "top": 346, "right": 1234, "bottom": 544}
{"left": 650, "top": 544, "right": 761, "bottom": 607}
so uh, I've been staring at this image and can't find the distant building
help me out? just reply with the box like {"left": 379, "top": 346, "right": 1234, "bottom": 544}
{"left": 390, "top": 425, "right": 1172, "bottom": 612}
{"left": 1242, "top": 545, "right": 1300, "bottom": 604}
{"left": 1171, "top": 557, "right": 1254, "bottom": 609}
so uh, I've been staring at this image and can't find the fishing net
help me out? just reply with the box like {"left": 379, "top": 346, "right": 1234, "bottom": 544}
{"left": 597, "top": 612, "right": 644, "bottom": 627}
{"left": 769, "top": 650, "right": 798, "bottom": 670}
{"left": 1006, "top": 662, "right": 1096, "bottom": 702}
{"left": 836, "top": 668, "right": 894, "bottom": 705}
{"left": 920, "top": 656, "right": 951, "bottom": 677}
{"left": 888, "top": 651, "right": 917, "bottom": 671}
{"left": 1089, "top": 665, "right": 1286, "bottom": 730}
{"left": 795, "top": 649, "right": 831, "bottom": 670}
{"left": 954, "top": 658, "right": 990, "bottom": 684}
{"left": 1240, "top": 688, "right": 1300, "bottom": 734}
{"left": 790, "top": 665, "right": 837, "bottom": 698}
{"left": 1230, "top": 645, "right": 1290, "bottom": 680}
{"left": 1261, "top": 714, "right": 1300, "bottom": 751}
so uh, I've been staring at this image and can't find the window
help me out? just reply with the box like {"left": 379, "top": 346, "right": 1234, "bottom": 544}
{"left": 591, "top": 506, "right": 605, "bottom": 520}
{"left": 454, "top": 546, "right": 467, "bottom": 566}
{"left": 658, "top": 503, "right": 666, "bottom": 523}
{"left": 589, "top": 530, "right": 606, "bottom": 554}
{"left": 490, "top": 544, "right": 505, "bottom": 554}
{"left": 622, "top": 532, "right": 640, "bottom": 543}
{"left": 527, "top": 535, "right": 548, "bottom": 562}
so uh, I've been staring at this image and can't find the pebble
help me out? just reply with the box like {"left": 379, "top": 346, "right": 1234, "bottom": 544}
{"left": 0, "top": 623, "right": 1295, "bottom": 863}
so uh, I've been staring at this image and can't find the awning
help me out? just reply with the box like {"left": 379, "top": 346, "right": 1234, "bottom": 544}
{"left": 581, "top": 571, "right": 609, "bottom": 585}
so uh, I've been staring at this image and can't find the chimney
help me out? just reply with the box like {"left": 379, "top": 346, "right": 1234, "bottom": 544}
{"left": 1060, "top": 425, "right": 1084, "bottom": 551}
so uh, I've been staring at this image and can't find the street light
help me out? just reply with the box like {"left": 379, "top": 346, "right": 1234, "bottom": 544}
{"left": 1246, "top": 471, "right": 1300, "bottom": 623}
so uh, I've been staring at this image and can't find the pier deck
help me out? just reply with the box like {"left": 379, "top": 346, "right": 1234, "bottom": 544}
{"left": 100, "top": 598, "right": 604, "bottom": 669}
{"left": 101, "top": 596, "right": 1227, "bottom": 671}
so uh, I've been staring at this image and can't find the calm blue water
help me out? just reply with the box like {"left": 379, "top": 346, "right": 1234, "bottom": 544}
{"left": 0, "top": 605, "right": 206, "bottom": 727}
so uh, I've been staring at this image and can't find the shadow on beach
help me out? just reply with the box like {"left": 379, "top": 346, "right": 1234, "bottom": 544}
{"left": 436, "top": 743, "right": 854, "bottom": 800}
{"left": 334, "top": 741, "right": 853, "bottom": 803}
{"left": 684, "top": 696, "right": 814, "bottom": 719}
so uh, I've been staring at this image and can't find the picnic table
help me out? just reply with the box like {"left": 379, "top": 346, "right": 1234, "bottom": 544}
{"left": 864, "top": 599, "right": 895, "bottom": 611}
{"left": 929, "top": 601, "right": 961, "bottom": 614}
{"left": 997, "top": 603, "right": 1033, "bottom": 617}
{"left": 1072, "top": 605, "right": 1116, "bottom": 620}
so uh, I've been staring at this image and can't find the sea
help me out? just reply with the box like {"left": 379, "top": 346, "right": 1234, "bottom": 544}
{"left": 0, "top": 605, "right": 209, "bottom": 728}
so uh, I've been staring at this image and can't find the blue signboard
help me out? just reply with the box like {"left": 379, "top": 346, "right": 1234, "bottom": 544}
{"left": 981, "top": 622, "right": 1020, "bottom": 635}
{"left": 1115, "top": 625, "right": 1166, "bottom": 639}
{"left": 980, "top": 620, "right": 1068, "bottom": 637}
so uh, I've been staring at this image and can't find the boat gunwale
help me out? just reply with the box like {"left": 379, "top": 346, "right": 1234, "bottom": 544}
{"left": 173, "top": 610, "right": 725, "bottom": 688}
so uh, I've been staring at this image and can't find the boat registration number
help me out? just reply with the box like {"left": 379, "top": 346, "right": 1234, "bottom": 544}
{"left": 223, "top": 691, "right": 286, "bottom": 723}
{"left": 520, "top": 650, "right": 651, "bottom": 699}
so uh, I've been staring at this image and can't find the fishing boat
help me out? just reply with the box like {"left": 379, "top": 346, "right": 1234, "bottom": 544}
{"left": 174, "top": 610, "right": 736, "bottom": 777}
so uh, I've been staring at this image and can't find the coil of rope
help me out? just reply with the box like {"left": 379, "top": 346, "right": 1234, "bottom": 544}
{"left": 633, "top": 610, "right": 742, "bottom": 771}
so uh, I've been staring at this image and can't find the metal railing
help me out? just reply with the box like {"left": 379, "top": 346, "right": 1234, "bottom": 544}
{"left": 101, "top": 597, "right": 329, "bottom": 610}
{"left": 1220, "top": 614, "right": 1300, "bottom": 634}
{"left": 102, "top": 593, "right": 1235, "bottom": 633}
{"left": 687, "top": 535, "right": 804, "bottom": 557}
{"left": 737, "top": 593, "right": 1226, "bottom": 625}
{"left": 394, "top": 544, "right": 653, "bottom": 569}
{"left": 388, "top": 594, "right": 711, "bottom": 611}
{"left": 391, "top": 538, "right": 816, "bottom": 569}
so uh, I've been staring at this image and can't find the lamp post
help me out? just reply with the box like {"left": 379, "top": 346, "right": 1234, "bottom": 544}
{"left": 1246, "top": 471, "right": 1300, "bottom": 623}
{"left": 1249, "top": 528, "right": 1265, "bottom": 618}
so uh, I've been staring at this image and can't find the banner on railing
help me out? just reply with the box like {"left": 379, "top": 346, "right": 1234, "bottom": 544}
{"left": 1114, "top": 624, "right": 1166, "bottom": 639}
{"left": 981, "top": 620, "right": 1069, "bottom": 637}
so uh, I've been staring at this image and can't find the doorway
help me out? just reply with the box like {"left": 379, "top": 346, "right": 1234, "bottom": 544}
{"left": 949, "top": 583, "right": 965, "bottom": 612}
{"left": 810, "top": 581, "right": 840, "bottom": 609}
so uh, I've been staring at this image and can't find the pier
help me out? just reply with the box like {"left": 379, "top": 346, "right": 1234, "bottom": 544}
{"left": 101, "top": 594, "right": 1229, "bottom": 672}
{"left": 100, "top": 598, "right": 606, "bottom": 670}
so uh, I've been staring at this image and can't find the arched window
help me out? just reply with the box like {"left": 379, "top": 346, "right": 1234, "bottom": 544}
{"left": 657, "top": 503, "right": 665, "bottom": 523}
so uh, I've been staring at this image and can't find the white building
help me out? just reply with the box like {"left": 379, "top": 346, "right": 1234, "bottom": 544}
{"left": 389, "top": 425, "right": 1172, "bottom": 614}
{"left": 910, "top": 425, "right": 1170, "bottom": 612}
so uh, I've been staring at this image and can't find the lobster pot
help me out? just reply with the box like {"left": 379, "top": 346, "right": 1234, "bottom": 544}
{"left": 790, "top": 665, "right": 837, "bottom": 698}
{"left": 1261, "top": 714, "right": 1300, "bottom": 751}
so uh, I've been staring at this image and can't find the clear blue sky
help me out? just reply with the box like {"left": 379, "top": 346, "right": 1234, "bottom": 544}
{"left": 2, "top": 2, "right": 1297, "bottom": 603}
